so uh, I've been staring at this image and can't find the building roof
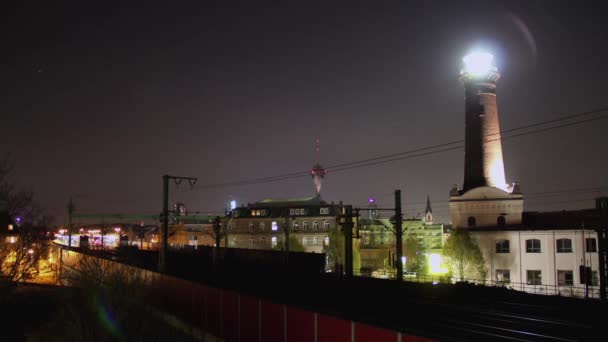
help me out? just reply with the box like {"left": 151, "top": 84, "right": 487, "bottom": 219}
{"left": 463, "top": 208, "right": 601, "bottom": 232}
{"left": 425, "top": 195, "right": 432, "bottom": 214}
{"left": 253, "top": 196, "right": 327, "bottom": 208}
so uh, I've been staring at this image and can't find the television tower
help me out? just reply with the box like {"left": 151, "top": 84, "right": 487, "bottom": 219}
{"left": 310, "top": 137, "right": 326, "bottom": 197}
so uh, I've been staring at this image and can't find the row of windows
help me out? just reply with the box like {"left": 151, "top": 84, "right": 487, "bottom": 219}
{"left": 495, "top": 238, "right": 597, "bottom": 254}
{"left": 496, "top": 269, "right": 598, "bottom": 286}
{"left": 242, "top": 236, "right": 329, "bottom": 247}
{"left": 245, "top": 221, "right": 331, "bottom": 231}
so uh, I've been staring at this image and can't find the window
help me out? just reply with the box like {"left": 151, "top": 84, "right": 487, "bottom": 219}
{"left": 592, "top": 271, "right": 599, "bottom": 286}
{"left": 302, "top": 222, "right": 309, "bottom": 230}
{"left": 495, "top": 239, "right": 510, "bottom": 253}
{"left": 557, "top": 270, "right": 573, "bottom": 286}
{"left": 313, "top": 236, "right": 318, "bottom": 245}
{"left": 293, "top": 222, "right": 299, "bottom": 231}
{"left": 526, "top": 239, "right": 541, "bottom": 253}
{"left": 324, "top": 237, "right": 329, "bottom": 246}
{"left": 313, "top": 221, "right": 319, "bottom": 230}
{"left": 271, "top": 221, "right": 278, "bottom": 231}
{"left": 302, "top": 237, "right": 308, "bottom": 246}
{"left": 320, "top": 207, "right": 329, "bottom": 215}
{"left": 249, "top": 238, "right": 254, "bottom": 245}
{"left": 586, "top": 238, "right": 597, "bottom": 252}
{"left": 497, "top": 215, "right": 506, "bottom": 227}
{"left": 556, "top": 238, "right": 572, "bottom": 253}
{"left": 271, "top": 236, "right": 277, "bottom": 248}
{"left": 323, "top": 221, "right": 330, "bottom": 230}
{"left": 467, "top": 216, "right": 476, "bottom": 227}
{"left": 260, "top": 237, "right": 265, "bottom": 245}
{"left": 289, "top": 209, "right": 295, "bottom": 216}
{"left": 259, "top": 222, "right": 265, "bottom": 231}
{"left": 527, "top": 270, "right": 542, "bottom": 285}
{"left": 496, "top": 269, "right": 510, "bottom": 283}
{"left": 248, "top": 223, "right": 254, "bottom": 232}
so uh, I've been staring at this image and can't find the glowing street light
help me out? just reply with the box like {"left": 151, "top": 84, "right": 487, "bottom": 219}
{"left": 462, "top": 52, "right": 495, "bottom": 76}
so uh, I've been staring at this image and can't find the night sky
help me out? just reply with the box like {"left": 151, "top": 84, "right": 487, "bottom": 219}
{"left": 2, "top": 1, "right": 608, "bottom": 224}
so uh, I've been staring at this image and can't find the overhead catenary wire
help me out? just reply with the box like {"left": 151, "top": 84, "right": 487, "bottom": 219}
{"left": 184, "top": 106, "right": 608, "bottom": 190}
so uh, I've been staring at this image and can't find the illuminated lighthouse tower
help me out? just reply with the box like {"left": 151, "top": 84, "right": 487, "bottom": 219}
{"left": 310, "top": 137, "right": 326, "bottom": 198}
{"left": 449, "top": 52, "right": 523, "bottom": 228}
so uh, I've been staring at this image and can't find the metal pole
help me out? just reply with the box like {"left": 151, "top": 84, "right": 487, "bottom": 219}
{"left": 159, "top": 174, "right": 169, "bottom": 273}
{"left": 343, "top": 205, "right": 354, "bottom": 278}
{"left": 67, "top": 197, "right": 74, "bottom": 247}
{"left": 596, "top": 197, "right": 608, "bottom": 301}
{"left": 395, "top": 190, "right": 403, "bottom": 281}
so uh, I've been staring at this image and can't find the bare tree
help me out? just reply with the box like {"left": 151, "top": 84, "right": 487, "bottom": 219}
{"left": 0, "top": 153, "right": 51, "bottom": 285}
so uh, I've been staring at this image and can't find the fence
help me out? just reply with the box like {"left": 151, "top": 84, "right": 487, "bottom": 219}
{"left": 355, "top": 268, "right": 601, "bottom": 299}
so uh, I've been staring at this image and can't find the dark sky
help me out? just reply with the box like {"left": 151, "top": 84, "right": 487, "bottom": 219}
{"left": 2, "top": 1, "right": 608, "bottom": 224}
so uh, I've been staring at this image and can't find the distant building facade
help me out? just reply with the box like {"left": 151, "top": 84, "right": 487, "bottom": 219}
{"left": 228, "top": 197, "right": 340, "bottom": 253}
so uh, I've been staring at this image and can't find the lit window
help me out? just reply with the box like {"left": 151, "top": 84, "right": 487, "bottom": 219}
{"left": 556, "top": 239, "right": 572, "bottom": 253}
{"left": 320, "top": 207, "right": 329, "bottom": 215}
{"left": 526, "top": 239, "right": 541, "bottom": 253}
{"left": 271, "top": 221, "right": 278, "bottom": 231}
{"left": 313, "top": 236, "right": 318, "bottom": 245}
{"left": 324, "top": 237, "right": 329, "bottom": 245}
{"left": 495, "top": 239, "right": 510, "bottom": 253}
{"left": 313, "top": 221, "right": 319, "bottom": 230}
{"left": 8, "top": 224, "right": 13, "bottom": 231}
{"left": 289, "top": 209, "right": 295, "bottom": 216}
{"left": 557, "top": 270, "right": 573, "bottom": 286}
{"left": 271, "top": 236, "right": 277, "bottom": 248}
{"left": 526, "top": 270, "right": 542, "bottom": 285}
{"left": 586, "top": 238, "right": 597, "bottom": 252}
{"left": 496, "top": 269, "right": 510, "bottom": 283}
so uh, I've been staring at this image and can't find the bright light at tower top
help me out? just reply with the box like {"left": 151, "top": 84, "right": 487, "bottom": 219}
{"left": 462, "top": 52, "right": 495, "bottom": 76}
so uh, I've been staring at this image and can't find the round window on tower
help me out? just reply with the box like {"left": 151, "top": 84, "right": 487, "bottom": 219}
{"left": 497, "top": 215, "right": 506, "bottom": 227}
{"left": 467, "top": 216, "right": 476, "bottom": 227}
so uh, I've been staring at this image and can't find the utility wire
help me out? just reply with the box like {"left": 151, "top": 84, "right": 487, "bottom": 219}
{"left": 186, "top": 107, "right": 608, "bottom": 190}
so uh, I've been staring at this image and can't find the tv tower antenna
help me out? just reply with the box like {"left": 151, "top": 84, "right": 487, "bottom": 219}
{"left": 310, "top": 136, "right": 326, "bottom": 198}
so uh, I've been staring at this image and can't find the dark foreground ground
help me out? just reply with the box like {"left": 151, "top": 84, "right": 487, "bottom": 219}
{"left": 0, "top": 283, "right": 198, "bottom": 342}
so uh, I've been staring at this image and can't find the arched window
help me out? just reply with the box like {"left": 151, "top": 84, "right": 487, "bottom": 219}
{"left": 467, "top": 216, "right": 476, "bottom": 227}
{"left": 556, "top": 238, "right": 572, "bottom": 253}
{"left": 497, "top": 216, "right": 506, "bottom": 227}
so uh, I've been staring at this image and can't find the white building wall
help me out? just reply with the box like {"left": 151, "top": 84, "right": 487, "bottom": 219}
{"left": 471, "top": 229, "right": 599, "bottom": 298}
